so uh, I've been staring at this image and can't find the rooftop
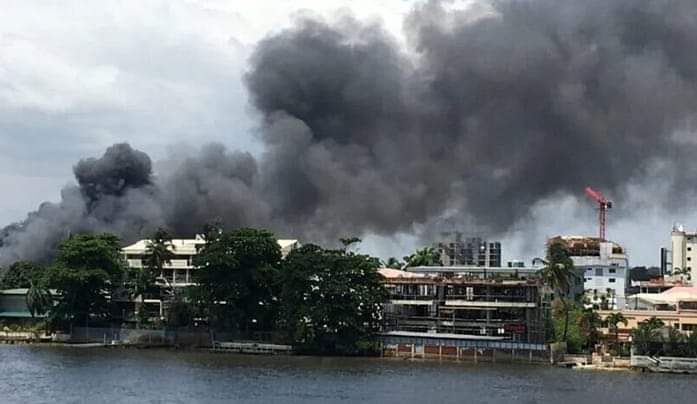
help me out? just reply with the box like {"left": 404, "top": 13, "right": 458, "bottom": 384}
{"left": 122, "top": 236, "right": 300, "bottom": 255}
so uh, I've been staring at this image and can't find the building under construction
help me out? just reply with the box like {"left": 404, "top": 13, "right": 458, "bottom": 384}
{"left": 378, "top": 265, "right": 546, "bottom": 361}
{"left": 433, "top": 232, "right": 501, "bottom": 267}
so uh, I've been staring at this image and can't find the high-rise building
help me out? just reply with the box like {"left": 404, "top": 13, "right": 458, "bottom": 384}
{"left": 670, "top": 224, "right": 697, "bottom": 282}
{"left": 433, "top": 232, "right": 501, "bottom": 267}
{"left": 549, "top": 236, "right": 628, "bottom": 309}
{"left": 660, "top": 247, "right": 672, "bottom": 276}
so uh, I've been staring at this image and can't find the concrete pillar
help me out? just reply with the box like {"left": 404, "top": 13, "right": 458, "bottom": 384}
{"left": 439, "top": 344, "right": 443, "bottom": 360}
{"left": 474, "top": 348, "right": 478, "bottom": 363}
{"left": 529, "top": 349, "right": 533, "bottom": 363}
{"left": 411, "top": 344, "right": 415, "bottom": 360}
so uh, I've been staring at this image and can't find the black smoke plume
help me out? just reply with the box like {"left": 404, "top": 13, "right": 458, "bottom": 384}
{"left": 3, "top": 0, "right": 697, "bottom": 265}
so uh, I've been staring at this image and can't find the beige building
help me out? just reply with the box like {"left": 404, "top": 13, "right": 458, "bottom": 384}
{"left": 671, "top": 224, "right": 697, "bottom": 281}
{"left": 598, "top": 286, "right": 697, "bottom": 341}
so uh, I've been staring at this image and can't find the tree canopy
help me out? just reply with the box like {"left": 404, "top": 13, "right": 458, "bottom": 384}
{"left": 404, "top": 247, "right": 441, "bottom": 267}
{"left": 278, "top": 244, "right": 387, "bottom": 354}
{"left": 191, "top": 227, "right": 281, "bottom": 333}
{"left": 45, "top": 233, "right": 125, "bottom": 325}
{"left": 0, "top": 260, "right": 44, "bottom": 289}
{"left": 541, "top": 240, "right": 576, "bottom": 344}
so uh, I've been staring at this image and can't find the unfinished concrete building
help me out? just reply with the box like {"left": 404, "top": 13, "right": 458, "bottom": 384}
{"left": 433, "top": 232, "right": 501, "bottom": 267}
{"left": 378, "top": 266, "right": 546, "bottom": 361}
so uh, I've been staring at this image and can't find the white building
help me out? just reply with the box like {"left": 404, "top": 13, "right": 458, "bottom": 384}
{"left": 671, "top": 224, "right": 697, "bottom": 282}
{"left": 122, "top": 235, "right": 300, "bottom": 317}
{"left": 122, "top": 235, "right": 300, "bottom": 287}
{"left": 551, "top": 236, "right": 629, "bottom": 309}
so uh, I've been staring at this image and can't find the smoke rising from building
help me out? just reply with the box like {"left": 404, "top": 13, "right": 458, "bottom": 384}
{"left": 3, "top": 0, "right": 697, "bottom": 265}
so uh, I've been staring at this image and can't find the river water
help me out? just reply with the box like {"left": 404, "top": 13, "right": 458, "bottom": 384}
{"left": 1, "top": 345, "right": 696, "bottom": 404}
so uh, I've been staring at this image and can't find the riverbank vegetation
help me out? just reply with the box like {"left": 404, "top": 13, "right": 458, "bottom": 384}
{"left": 0, "top": 226, "right": 387, "bottom": 355}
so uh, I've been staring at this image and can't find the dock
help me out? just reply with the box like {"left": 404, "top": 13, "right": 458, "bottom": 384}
{"left": 211, "top": 341, "right": 293, "bottom": 355}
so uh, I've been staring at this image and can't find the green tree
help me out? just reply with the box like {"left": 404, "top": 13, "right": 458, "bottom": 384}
{"left": 26, "top": 279, "right": 52, "bottom": 319}
{"left": 0, "top": 261, "right": 43, "bottom": 289}
{"left": 143, "top": 228, "right": 176, "bottom": 280}
{"left": 45, "top": 233, "right": 125, "bottom": 328}
{"left": 540, "top": 241, "right": 575, "bottom": 343}
{"left": 339, "top": 237, "right": 362, "bottom": 251}
{"left": 278, "top": 244, "right": 387, "bottom": 354}
{"left": 606, "top": 312, "right": 628, "bottom": 345}
{"left": 404, "top": 247, "right": 441, "bottom": 267}
{"left": 134, "top": 228, "right": 176, "bottom": 325}
{"left": 664, "top": 326, "right": 686, "bottom": 357}
{"left": 383, "top": 257, "right": 404, "bottom": 269}
{"left": 577, "top": 308, "right": 601, "bottom": 350}
{"left": 192, "top": 227, "right": 281, "bottom": 334}
{"left": 686, "top": 329, "right": 697, "bottom": 357}
{"left": 631, "top": 317, "right": 665, "bottom": 355}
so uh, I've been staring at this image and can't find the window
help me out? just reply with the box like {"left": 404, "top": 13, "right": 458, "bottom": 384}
{"left": 609, "top": 278, "right": 616, "bottom": 283}
{"left": 595, "top": 268, "right": 603, "bottom": 276}
{"left": 688, "top": 247, "right": 692, "bottom": 252}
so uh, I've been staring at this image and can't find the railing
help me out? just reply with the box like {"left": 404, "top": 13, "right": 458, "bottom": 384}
{"left": 382, "top": 314, "right": 538, "bottom": 340}
{"left": 445, "top": 294, "right": 533, "bottom": 302}
{"left": 387, "top": 294, "right": 436, "bottom": 300}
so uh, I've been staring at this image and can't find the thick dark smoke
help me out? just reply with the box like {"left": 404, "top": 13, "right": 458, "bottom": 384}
{"left": 3, "top": 0, "right": 697, "bottom": 265}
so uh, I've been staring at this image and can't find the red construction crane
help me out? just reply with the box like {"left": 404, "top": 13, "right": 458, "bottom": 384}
{"left": 584, "top": 186, "right": 612, "bottom": 241}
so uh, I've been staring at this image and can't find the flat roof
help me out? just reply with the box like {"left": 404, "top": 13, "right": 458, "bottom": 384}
{"left": 122, "top": 237, "right": 299, "bottom": 255}
{"left": 406, "top": 265, "right": 542, "bottom": 274}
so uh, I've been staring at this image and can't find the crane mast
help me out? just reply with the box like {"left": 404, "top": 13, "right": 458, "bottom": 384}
{"left": 584, "top": 186, "right": 612, "bottom": 241}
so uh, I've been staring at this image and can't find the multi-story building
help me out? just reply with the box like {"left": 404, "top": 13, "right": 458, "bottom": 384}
{"left": 598, "top": 286, "right": 697, "bottom": 342}
{"left": 550, "top": 236, "right": 629, "bottom": 309}
{"left": 671, "top": 224, "right": 697, "bottom": 282}
{"left": 122, "top": 235, "right": 300, "bottom": 316}
{"left": 379, "top": 265, "right": 547, "bottom": 358}
{"left": 433, "top": 232, "right": 501, "bottom": 267}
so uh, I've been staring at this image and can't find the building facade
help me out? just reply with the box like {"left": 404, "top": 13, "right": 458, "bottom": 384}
{"left": 380, "top": 265, "right": 546, "bottom": 347}
{"left": 122, "top": 236, "right": 300, "bottom": 317}
{"left": 551, "top": 236, "right": 629, "bottom": 309}
{"left": 598, "top": 287, "right": 697, "bottom": 342}
{"left": 433, "top": 232, "right": 501, "bottom": 267}
{"left": 671, "top": 224, "right": 697, "bottom": 282}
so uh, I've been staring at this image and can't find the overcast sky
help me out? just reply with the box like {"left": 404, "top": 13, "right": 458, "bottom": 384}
{"left": 0, "top": 0, "right": 689, "bottom": 266}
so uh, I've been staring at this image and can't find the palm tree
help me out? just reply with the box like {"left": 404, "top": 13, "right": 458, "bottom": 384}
{"left": 540, "top": 241, "right": 574, "bottom": 342}
{"left": 144, "top": 228, "right": 176, "bottom": 279}
{"left": 138, "top": 228, "right": 176, "bottom": 324}
{"left": 26, "top": 280, "right": 52, "bottom": 319}
{"left": 404, "top": 247, "right": 441, "bottom": 267}
{"left": 631, "top": 317, "right": 665, "bottom": 355}
{"left": 383, "top": 257, "right": 404, "bottom": 269}
{"left": 578, "top": 308, "right": 602, "bottom": 350}
{"left": 606, "top": 312, "right": 628, "bottom": 344}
